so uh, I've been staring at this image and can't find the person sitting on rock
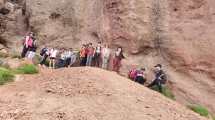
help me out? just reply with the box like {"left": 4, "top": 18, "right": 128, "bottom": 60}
{"left": 135, "top": 68, "right": 147, "bottom": 85}
{"left": 147, "top": 64, "right": 167, "bottom": 92}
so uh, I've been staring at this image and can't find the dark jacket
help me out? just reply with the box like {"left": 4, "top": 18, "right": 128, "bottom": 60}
{"left": 155, "top": 70, "right": 167, "bottom": 84}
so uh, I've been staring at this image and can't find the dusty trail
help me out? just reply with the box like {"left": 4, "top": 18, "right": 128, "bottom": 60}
{"left": 0, "top": 67, "right": 207, "bottom": 120}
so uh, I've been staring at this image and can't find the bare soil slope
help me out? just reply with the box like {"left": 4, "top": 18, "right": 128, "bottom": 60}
{"left": 0, "top": 67, "right": 206, "bottom": 120}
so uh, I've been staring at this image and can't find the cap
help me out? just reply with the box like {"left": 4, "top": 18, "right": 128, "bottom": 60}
{"left": 154, "top": 64, "right": 162, "bottom": 68}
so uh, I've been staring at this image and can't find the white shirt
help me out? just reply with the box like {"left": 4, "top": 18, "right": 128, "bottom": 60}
{"left": 50, "top": 49, "right": 58, "bottom": 58}
{"left": 102, "top": 48, "right": 111, "bottom": 58}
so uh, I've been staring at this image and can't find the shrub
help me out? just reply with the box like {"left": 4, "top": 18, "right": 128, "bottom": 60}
{"left": 188, "top": 105, "right": 209, "bottom": 117}
{"left": 151, "top": 85, "right": 175, "bottom": 100}
{"left": 16, "top": 64, "right": 38, "bottom": 74}
{"left": 0, "top": 67, "right": 14, "bottom": 85}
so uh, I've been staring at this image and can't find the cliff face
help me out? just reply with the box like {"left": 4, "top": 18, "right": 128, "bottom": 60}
{"left": 0, "top": 0, "right": 215, "bottom": 113}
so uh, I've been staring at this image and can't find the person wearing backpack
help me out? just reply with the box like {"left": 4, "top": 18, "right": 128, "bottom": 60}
{"left": 21, "top": 32, "right": 34, "bottom": 58}
{"left": 112, "top": 47, "right": 125, "bottom": 73}
{"left": 39, "top": 46, "right": 49, "bottom": 67}
{"left": 147, "top": 64, "right": 167, "bottom": 92}
{"left": 94, "top": 42, "right": 102, "bottom": 67}
{"left": 135, "top": 68, "right": 147, "bottom": 85}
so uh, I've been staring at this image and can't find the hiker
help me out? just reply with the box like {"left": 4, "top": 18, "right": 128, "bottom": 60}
{"left": 135, "top": 68, "right": 147, "bottom": 85}
{"left": 113, "top": 47, "right": 125, "bottom": 73}
{"left": 49, "top": 47, "right": 58, "bottom": 69}
{"left": 57, "top": 48, "right": 67, "bottom": 68}
{"left": 39, "top": 46, "right": 49, "bottom": 67}
{"left": 147, "top": 64, "right": 167, "bottom": 92}
{"left": 128, "top": 68, "right": 137, "bottom": 80}
{"left": 21, "top": 32, "right": 34, "bottom": 58}
{"left": 101, "top": 44, "right": 111, "bottom": 69}
{"left": 86, "top": 43, "right": 94, "bottom": 66}
{"left": 80, "top": 44, "right": 87, "bottom": 66}
{"left": 70, "top": 49, "right": 77, "bottom": 67}
{"left": 94, "top": 42, "right": 102, "bottom": 67}
{"left": 26, "top": 35, "right": 37, "bottom": 62}
{"left": 64, "top": 48, "right": 73, "bottom": 67}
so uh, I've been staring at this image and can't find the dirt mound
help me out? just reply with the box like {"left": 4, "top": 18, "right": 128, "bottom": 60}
{"left": 0, "top": 67, "right": 206, "bottom": 120}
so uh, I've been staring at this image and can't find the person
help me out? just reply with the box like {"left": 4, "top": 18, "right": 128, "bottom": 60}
{"left": 94, "top": 42, "right": 102, "bottom": 67}
{"left": 64, "top": 48, "right": 73, "bottom": 67}
{"left": 135, "top": 68, "right": 147, "bottom": 85}
{"left": 147, "top": 64, "right": 167, "bottom": 92}
{"left": 101, "top": 44, "right": 111, "bottom": 69}
{"left": 86, "top": 43, "right": 94, "bottom": 66}
{"left": 26, "top": 34, "right": 37, "bottom": 62}
{"left": 70, "top": 49, "right": 77, "bottom": 67}
{"left": 57, "top": 48, "right": 67, "bottom": 68}
{"left": 49, "top": 47, "right": 58, "bottom": 69}
{"left": 113, "top": 47, "right": 125, "bottom": 73}
{"left": 128, "top": 68, "right": 137, "bottom": 80}
{"left": 80, "top": 44, "right": 87, "bottom": 66}
{"left": 21, "top": 32, "right": 34, "bottom": 58}
{"left": 39, "top": 46, "right": 49, "bottom": 67}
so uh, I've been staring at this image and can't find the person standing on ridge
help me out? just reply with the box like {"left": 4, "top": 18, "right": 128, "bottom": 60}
{"left": 94, "top": 42, "right": 102, "bottom": 67}
{"left": 147, "top": 64, "right": 167, "bottom": 92}
{"left": 80, "top": 44, "right": 86, "bottom": 66}
{"left": 26, "top": 33, "right": 37, "bottom": 62}
{"left": 86, "top": 43, "right": 94, "bottom": 66}
{"left": 21, "top": 32, "right": 34, "bottom": 58}
{"left": 101, "top": 44, "right": 111, "bottom": 69}
{"left": 49, "top": 47, "right": 58, "bottom": 69}
{"left": 113, "top": 47, "right": 125, "bottom": 73}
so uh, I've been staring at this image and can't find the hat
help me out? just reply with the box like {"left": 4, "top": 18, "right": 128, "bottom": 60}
{"left": 154, "top": 64, "right": 162, "bottom": 68}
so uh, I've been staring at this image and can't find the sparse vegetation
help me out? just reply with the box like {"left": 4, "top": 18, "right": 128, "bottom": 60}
{"left": 151, "top": 85, "right": 175, "bottom": 100}
{"left": 15, "top": 64, "right": 38, "bottom": 74}
{"left": 0, "top": 67, "right": 14, "bottom": 85}
{"left": 188, "top": 105, "right": 209, "bottom": 117}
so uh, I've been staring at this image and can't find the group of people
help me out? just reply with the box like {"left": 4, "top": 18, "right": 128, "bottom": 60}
{"left": 128, "top": 64, "right": 167, "bottom": 92}
{"left": 21, "top": 32, "right": 125, "bottom": 72}
{"left": 21, "top": 32, "right": 167, "bottom": 93}
{"left": 79, "top": 42, "right": 125, "bottom": 72}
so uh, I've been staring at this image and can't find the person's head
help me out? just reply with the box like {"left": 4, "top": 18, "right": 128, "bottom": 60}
{"left": 154, "top": 64, "right": 162, "bottom": 72}
{"left": 89, "top": 43, "right": 93, "bottom": 47}
{"left": 117, "top": 47, "right": 122, "bottom": 52}
{"left": 104, "top": 44, "right": 109, "bottom": 48}
{"left": 98, "top": 42, "right": 101, "bottom": 46}
{"left": 140, "top": 68, "right": 146, "bottom": 72}
{"left": 29, "top": 32, "right": 34, "bottom": 37}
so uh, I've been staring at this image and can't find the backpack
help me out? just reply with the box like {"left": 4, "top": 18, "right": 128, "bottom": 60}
{"left": 159, "top": 73, "right": 167, "bottom": 84}
{"left": 128, "top": 69, "right": 137, "bottom": 80}
{"left": 40, "top": 48, "right": 48, "bottom": 56}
